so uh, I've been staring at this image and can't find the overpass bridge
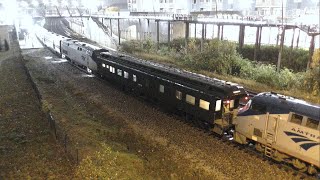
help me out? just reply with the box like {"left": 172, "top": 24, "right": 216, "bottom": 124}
{"left": 30, "top": 11, "right": 319, "bottom": 69}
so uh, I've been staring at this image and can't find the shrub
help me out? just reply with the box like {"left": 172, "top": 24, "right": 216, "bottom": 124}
{"left": 311, "top": 48, "right": 320, "bottom": 68}
{"left": 303, "top": 67, "right": 320, "bottom": 96}
{"left": 120, "top": 39, "right": 319, "bottom": 97}
{"left": 238, "top": 45, "right": 309, "bottom": 72}
{"left": 120, "top": 40, "right": 142, "bottom": 53}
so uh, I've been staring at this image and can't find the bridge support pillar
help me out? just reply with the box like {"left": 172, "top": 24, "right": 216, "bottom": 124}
{"left": 238, "top": 25, "right": 245, "bottom": 50}
{"left": 194, "top": 23, "right": 197, "bottom": 38}
{"left": 156, "top": 20, "right": 160, "bottom": 49}
{"left": 220, "top": 25, "right": 224, "bottom": 40}
{"left": 167, "top": 21, "right": 171, "bottom": 45}
{"left": 109, "top": 19, "right": 112, "bottom": 37}
{"left": 201, "top": 23, "right": 204, "bottom": 52}
{"left": 118, "top": 18, "right": 121, "bottom": 45}
{"left": 296, "top": 29, "right": 300, "bottom": 49}
{"left": 277, "top": 26, "right": 286, "bottom": 72}
{"left": 185, "top": 22, "right": 190, "bottom": 52}
{"left": 217, "top": 24, "right": 220, "bottom": 40}
{"left": 254, "top": 26, "right": 262, "bottom": 61}
{"left": 138, "top": 19, "right": 141, "bottom": 41}
{"left": 307, "top": 35, "right": 315, "bottom": 70}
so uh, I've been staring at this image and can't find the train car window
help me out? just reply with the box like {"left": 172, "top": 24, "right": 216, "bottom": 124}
{"left": 251, "top": 103, "right": 266, "bottom": 114}
{"left": 306, "top": 118, "right": 319, "bottom": 130}
{"left": 133, "top": 74, "right": 137, "bottom": 82}
{"left": 199, "top": 99, "right": 210, "bottom": 110}
{"left": 117, "top": 69, "right": 122, "bottom": 76}
{"left": 215, "top": 100, "right": 222, "bottom": 111}
{"left": 290, "top": 114, "right": 303, "bottom": 125}
{"left": 109, "top": 66, "right": 113, "bottom": 73}
{"left": 175, "top": 90, "right": 182, "bottom": 100}
{"left": 112, "top": 67, "right": 115, "bottom": 74}
{"left": 102, "top": 63, "right": 106, "bottom": 68}
{"left": 159, "top": 85, "right": 164, "bottom": 93}
{"left": 106, "top": 65, "right": 109, "bottom": 69}
{"left": 230, "top": 100, "right": 234, "bottom": 109}
{"left": 186, "top": 94, "right": 195, "bottom": 105}
{"left": 124, "top": 71, "right": 129, "bottom": 79}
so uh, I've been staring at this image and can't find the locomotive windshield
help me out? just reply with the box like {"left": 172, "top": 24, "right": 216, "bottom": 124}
{"left": 238, "top": 100, "right": 252, "bottom": 114}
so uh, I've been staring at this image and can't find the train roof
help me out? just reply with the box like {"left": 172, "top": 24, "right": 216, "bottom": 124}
{"left": 62, "top": 39, "right": 101, "bottom": 52}
{"left": 253, "top": 92, "right": 320, "bottom": 121}
{"left": 97, "top": 51, "right": 246, "bottom": 98}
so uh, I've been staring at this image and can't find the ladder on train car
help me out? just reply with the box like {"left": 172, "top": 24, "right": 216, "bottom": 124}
{"left": 265, "top": 132, "right": 275, "bottom": 157}
{"left": 264, "top": 113, "right": 278, "bottom": 158}
{"left": 265, "top": 144, "right": 273, "bottom": 158}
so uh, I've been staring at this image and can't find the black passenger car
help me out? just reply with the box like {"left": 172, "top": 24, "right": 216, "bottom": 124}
{"left": 93, "top": 50, "right": 247, "bottom": 134}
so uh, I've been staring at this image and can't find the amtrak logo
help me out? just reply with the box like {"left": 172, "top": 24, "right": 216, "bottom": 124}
{"left": 284, "top": 131, "right": 320, "bottom": 151}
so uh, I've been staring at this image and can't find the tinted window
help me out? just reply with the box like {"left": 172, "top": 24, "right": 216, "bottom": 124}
{"left": 291, "top": 114, "right": 303, "bottom": 125}
{"left": 215, "top": 100, "right": 222, "bottom": 111}
{"left": 176, "top": 90, "right": 182, "bottom": 100}
{"left": 186, "top": 94, "right": 195, "bottom": 105}
{"left": 133, "top": 74, "right": 137, "bottom": 82}
{"left": 306, "top": 118, "right": 319, "bottom": 130}
{"left": 117, "top": 69, "right": 122, "bottom": 76}
{"left": 124, "top": 71, "right": 129, "bottom": 79}
{"left": 199, "top": 99, "right": 210, "bottom": 110}
{"left": 159, "top": 85, "right": 164, "bottom": 93}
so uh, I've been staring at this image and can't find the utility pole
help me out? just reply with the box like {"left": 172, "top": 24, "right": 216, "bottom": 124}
{"left": 277, "top": 0, "right": 284, "bottom": 72}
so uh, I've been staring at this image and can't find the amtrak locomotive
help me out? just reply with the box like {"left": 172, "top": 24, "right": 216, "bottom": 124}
{"left": 234, "top": 92, "right": 320, "bottom": 174}
{"left": 36, "top": 26, "right": 319, "bottom": 175}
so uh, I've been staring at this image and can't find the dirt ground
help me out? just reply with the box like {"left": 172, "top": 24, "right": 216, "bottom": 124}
{"left": 0, "top": 27, "right": 73, "bottom": 179}
{"left": 0, "top": 26, "right": 312, "bottom": 179}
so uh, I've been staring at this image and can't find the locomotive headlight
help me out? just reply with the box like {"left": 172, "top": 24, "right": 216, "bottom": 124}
{"left": 233, "top": 90, "right": 241, "bottom": 94}
{"left": 223, "top": 100, "right": 234, "bottom": 108}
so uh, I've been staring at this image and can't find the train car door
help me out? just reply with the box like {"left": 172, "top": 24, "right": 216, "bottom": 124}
{"left": 265, "top": 114, "right": 279, "bottom": 143}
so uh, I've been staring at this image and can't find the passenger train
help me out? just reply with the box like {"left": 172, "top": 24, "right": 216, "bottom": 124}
{"left": 36, "top": 25, "right": 319, "bottom": 175}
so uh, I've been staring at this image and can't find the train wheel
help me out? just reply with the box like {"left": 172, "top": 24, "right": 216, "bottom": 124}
{"left": 272, "top": 150, "right": 284, "bottom": 162}
{"left": 292, "top": 159, "right": 307, "bottom": 172}
{"left": 307, "top": 165, "right": 317, "bottom": 175}
{"left": 255, "top": 143, "right": 264, "bottom": 152}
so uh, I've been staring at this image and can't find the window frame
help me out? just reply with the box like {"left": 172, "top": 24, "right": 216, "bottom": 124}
{"left": 117, "top": 69, "right": 122, "bottom": 76}
{"left": 185, "top": 94, "right": 195, "bottom": 105}
{"left": 215, "top": 99, "right": 222, "bottom": 112}
{"left": 133, "top": 74, "right": 137, "bottom": 82}
{"left": 290, "top": 113, "right": 303, "bottom": 125}
{"left": 124, "top": 71, "right": 129, "bottom": 79}
{"left": 305, "top": 118, "right": 319, "bottom": 130}
{"left": 199, "top": 99, "right": 210, "bottom": 111}
{"left": 175, "top": 90, "right": 182, "bottom": 100}
{"left": 159, "top": 84, "right": 165, "bottom": 93}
